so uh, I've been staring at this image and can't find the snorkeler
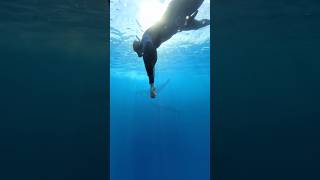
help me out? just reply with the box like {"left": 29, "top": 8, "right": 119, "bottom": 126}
{"left": 133, "top": 0, "right": 210, "bottom": 98}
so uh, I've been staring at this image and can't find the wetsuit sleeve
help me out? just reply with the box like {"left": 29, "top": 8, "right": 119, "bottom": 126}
{"left": 143, "top": 42, "right": 157, "bottom": 84}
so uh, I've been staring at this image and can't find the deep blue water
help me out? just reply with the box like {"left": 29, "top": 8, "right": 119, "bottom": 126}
{"left": 110, "top": 0, "right": 210, "bottom": 179}
{"left": 214, "top": 0, "right": 320, "bottom": 179}
{"left": 0, "top": 1, "right": 107, "bottom": 179}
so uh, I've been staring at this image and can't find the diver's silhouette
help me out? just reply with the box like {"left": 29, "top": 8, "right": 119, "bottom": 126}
{"left": 133, "top": 0, "right": 210, "bottom": 98}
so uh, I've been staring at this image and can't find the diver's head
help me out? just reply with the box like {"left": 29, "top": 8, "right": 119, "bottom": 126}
{"left": 133, "top": 40, "right": 142, "bottom": 57}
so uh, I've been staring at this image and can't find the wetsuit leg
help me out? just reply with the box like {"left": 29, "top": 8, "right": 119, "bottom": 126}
{"left": 143, "top": 42, "right": 157, "bottom": 84}
{"left": 181, "top": 18, "right": 210, "bottom": 31}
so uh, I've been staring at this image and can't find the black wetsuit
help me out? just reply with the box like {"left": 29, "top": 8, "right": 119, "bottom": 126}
{"left": 139, "top": 0, "right": 209, "bottom": 84}
{"left": 140, "top": 21, "right": 177, "bottom": 84}
{"left": 141, "top": 30, "right": 158, "bottom": 84}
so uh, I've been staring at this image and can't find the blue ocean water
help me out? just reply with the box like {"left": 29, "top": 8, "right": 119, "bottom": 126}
{"left": 110, "top": 0, "right": 210, "bottom": 179}
{"left": 0, "top": 1, "right": 107, "bottom": 179}
{"left": 214, "top": 1, "right": 320, "bottom": 179}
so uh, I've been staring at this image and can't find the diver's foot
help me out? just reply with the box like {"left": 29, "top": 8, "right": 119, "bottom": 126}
{"left": 150, "top": 87, "right": 157, "bottom": 98}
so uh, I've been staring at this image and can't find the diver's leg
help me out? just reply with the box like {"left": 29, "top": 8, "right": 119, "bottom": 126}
{"left": 181, "top": 19, "right": 210, "bottom": 31}
{"left": 164, "top": 0, "right": 204, "bottom": 19}
{"left": 162, "top": 0, "right": 205, "bottom": 28}
{"left": 197, "top": 19, "right": 210, "bottom": 28}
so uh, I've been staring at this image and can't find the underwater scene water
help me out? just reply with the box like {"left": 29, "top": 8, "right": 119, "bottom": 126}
{"left": 110, "top": 0, "right": 210, "bottom": 179}
{"left": 0, "top": 0, "right": 107, "bottom": 179}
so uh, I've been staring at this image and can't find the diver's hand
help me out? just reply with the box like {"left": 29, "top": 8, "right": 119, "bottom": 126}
{"left": 150, "top": 86, "right": 157, "bottom": 98}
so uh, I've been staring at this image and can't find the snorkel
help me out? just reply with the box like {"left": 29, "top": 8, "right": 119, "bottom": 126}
{"left": 135, "top": 35, "right": 141, "bottom": 42}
